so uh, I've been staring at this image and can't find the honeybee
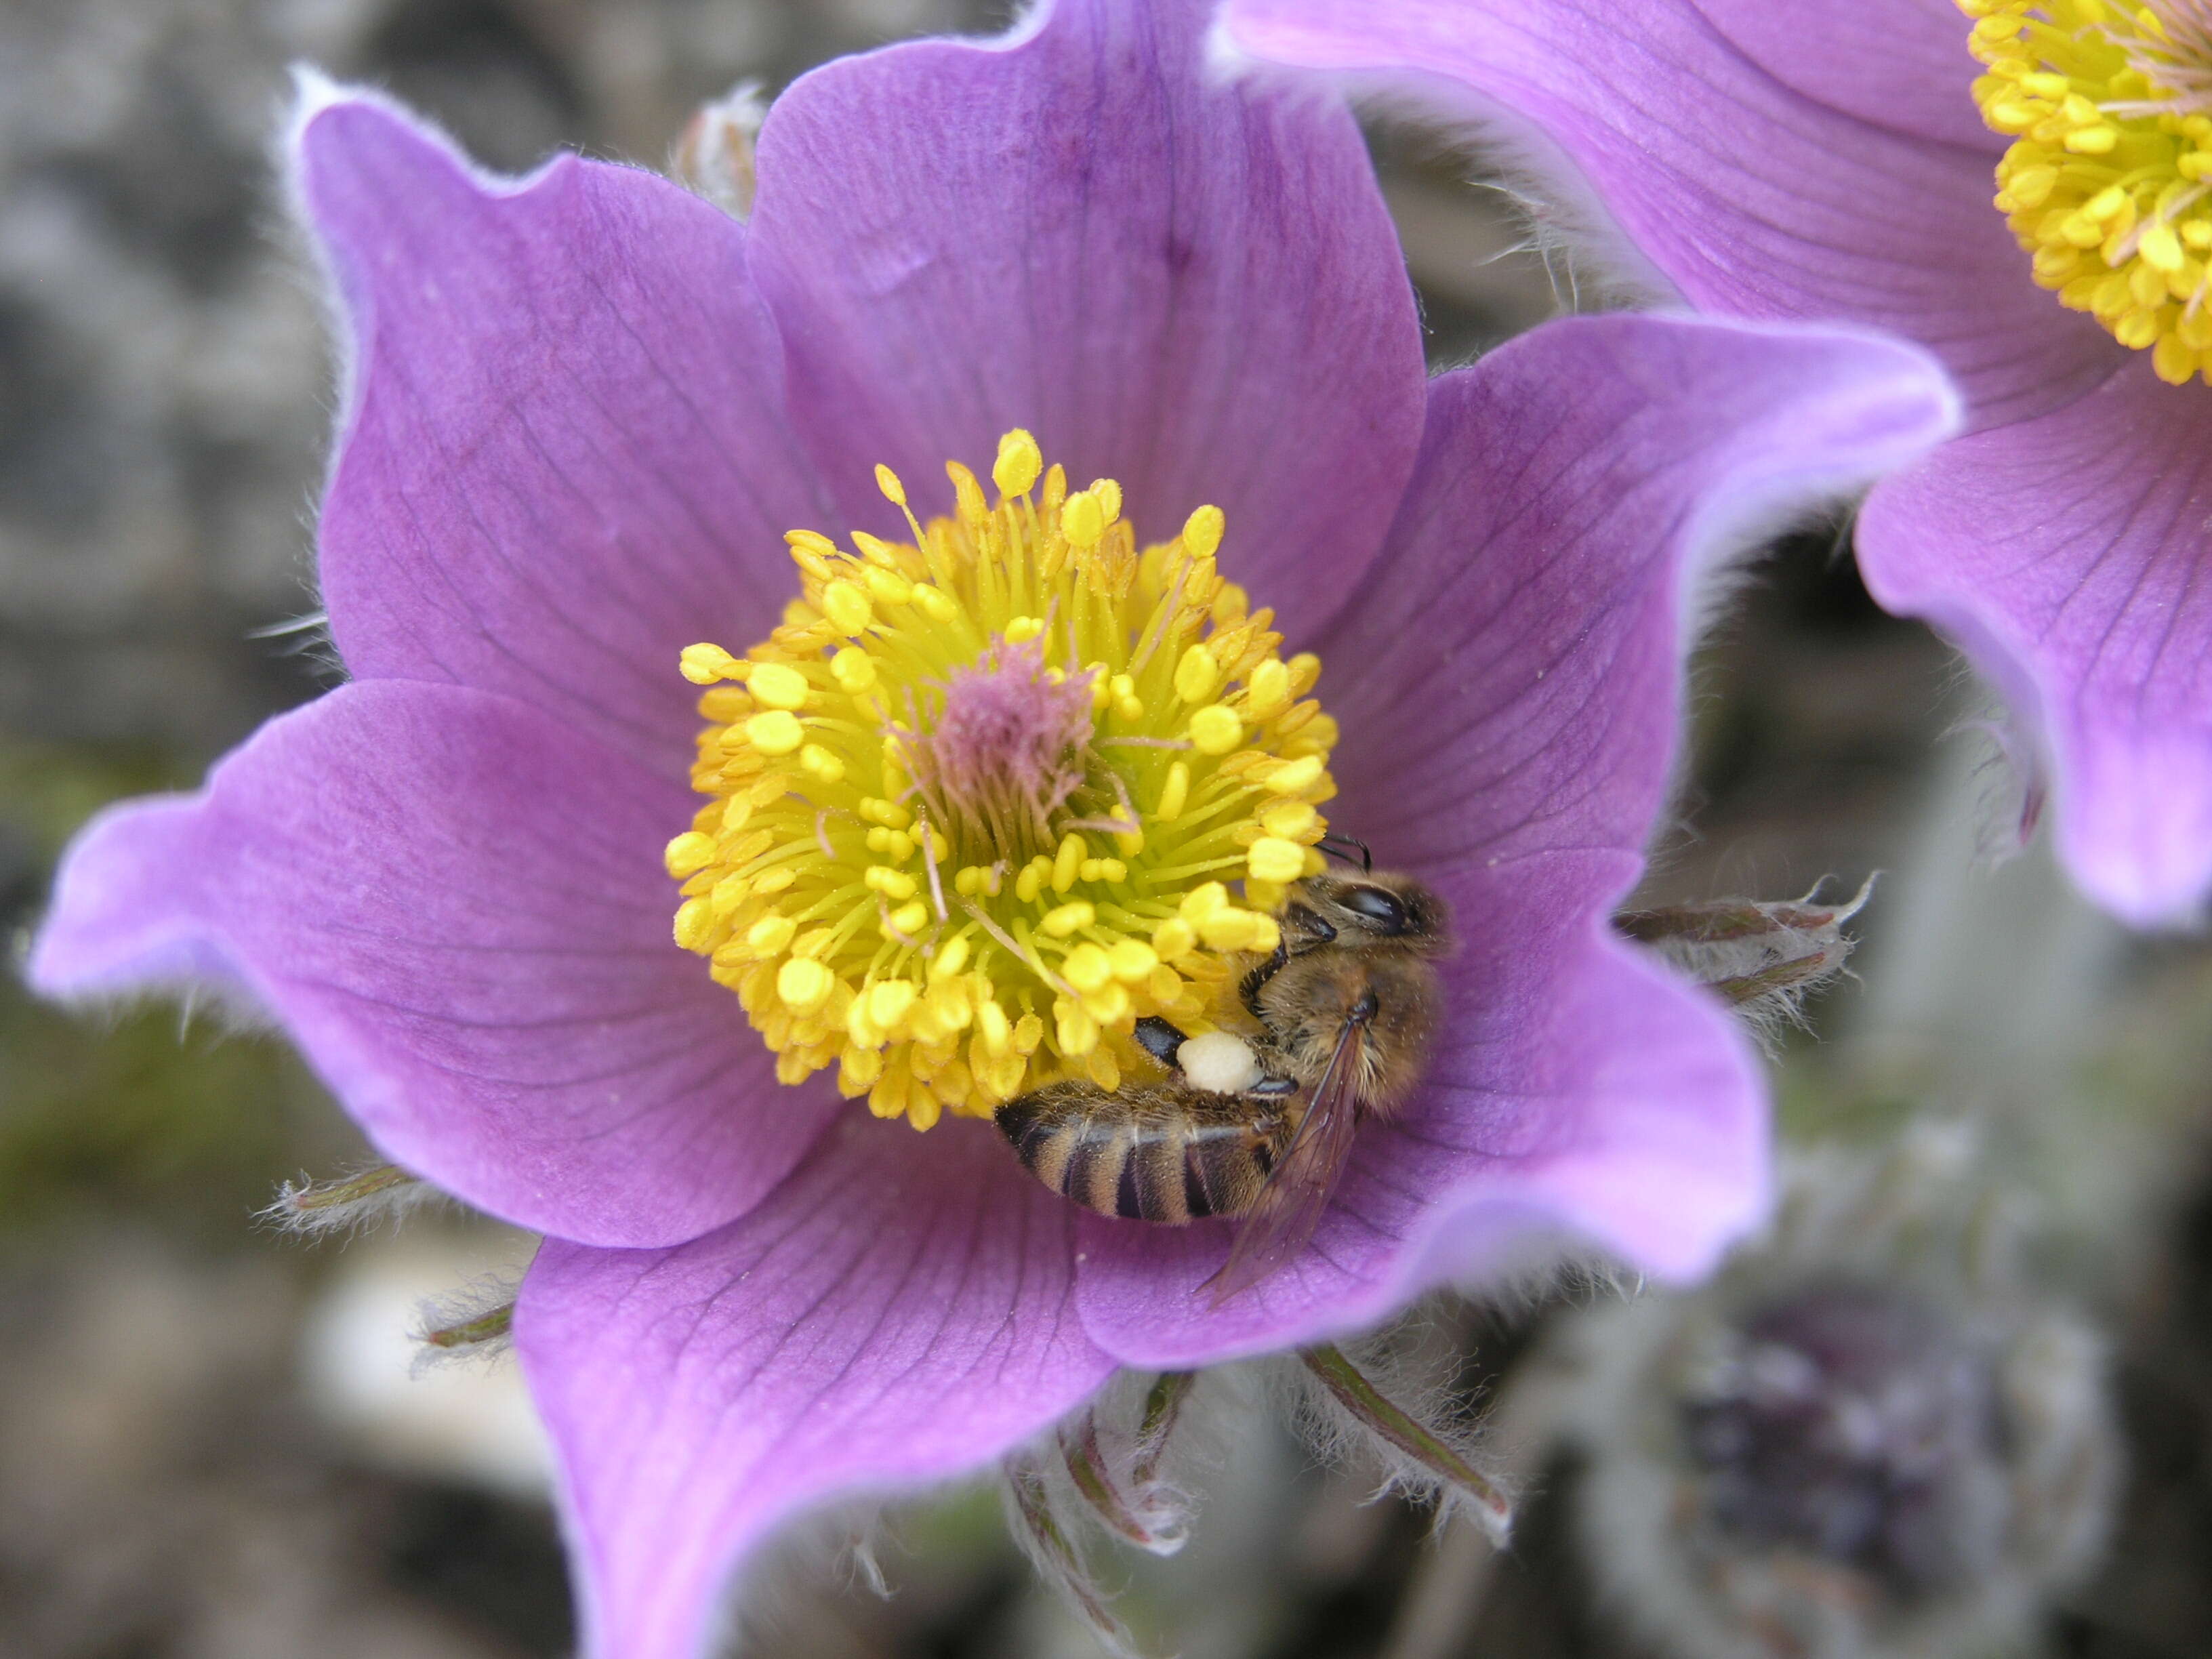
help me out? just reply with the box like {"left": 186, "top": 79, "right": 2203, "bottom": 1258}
{"left": 995, "top": 858, "right": 1450, "bottom": 1301}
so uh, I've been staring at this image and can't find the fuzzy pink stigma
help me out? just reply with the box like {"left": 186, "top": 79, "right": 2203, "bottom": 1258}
{"left": 909, "top": 636, "right": 1096, "bottom": 859}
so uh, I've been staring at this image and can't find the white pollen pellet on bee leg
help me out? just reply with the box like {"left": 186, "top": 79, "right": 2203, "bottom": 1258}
{"left": 1179, "top": 1030, "right": 1263, "bottom": 1094}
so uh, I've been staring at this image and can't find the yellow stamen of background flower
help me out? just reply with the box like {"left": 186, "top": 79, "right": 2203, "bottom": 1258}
{"left": 1964, "top": 0, "right": 2212, "bottom": 383}
{"left": 665, "top": 431, "right": 1338, "bottom": 1130}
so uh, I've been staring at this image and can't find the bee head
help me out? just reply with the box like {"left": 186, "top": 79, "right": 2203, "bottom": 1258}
{"left": 1295, "top": 872, "right": 1450, "bottom": 954}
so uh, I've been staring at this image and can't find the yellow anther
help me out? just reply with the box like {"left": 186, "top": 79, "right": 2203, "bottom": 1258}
{"left": 886, "top": 900, "right": 929, "bottom": 936}
{"left": 1041, "top": 900, "right": 1097, "bottom": 937}
{"left": 664, "top": 832, "right": 716, "bottom": 878}
{"left": 822, "top": 579, "right": 873, "bottom": 636}
{"left": 1263, "top": 754, "right": 1324, "bottom": 795}
{"left": 863, "top": 565, "right": 914, "bottom": 607}
{"left": 830, "top": 645, "right": 876, "bottom": 693}
{"left": 1182, "top": 504, "right": 1225, "bottom": 558}
{"left": 1062, "top": 943, "right": 1113, "bottom": 994}
{"left": 747, "top": 914, "right": 798, "bottom": 954}
{"left": 1248, "top": 836, "right": 1308, "bottom": 884}
{"left": 993, "top": 428, "right": 1043, "bottom": 497}
{"left": 1052, "top": 832, "right": 1086, "bottom": 893}
{"left": 673, "top": 897, "right": 714, "bottom": 950}
{"left": 1061, "top": 489, "right": 1107, "bottom": 549}
{"left": 1156, "top": 760, "right": 1191, "bottom": 822}
{"left": 1004, "top": 615, "right": 1045, "bottom": 644}
{"left": 867, "top": 979, "right": 918, "bottom": 1031}
{"left": 1189, "top": 703, "right": 1243, "bottom": 755}
{"left": 799, "top": 743, "right": 845, "bottom": 785}
{"left": 1246, "top": 656, "right": 1292, "bottom": 717}
{"left": 930, "top": 935, "right": 972, "bottom": 979}
{"left": 1261, "top": 799, "right": 1317, "bottom": 840}
{"left": 865, "top": 865, "right": 918, "bottom": 902}
{"left": 1107, "top": 939, "right": 1157, "bottom": 983}
{"left": 1174, "top": 643, "right": 1221, "bottom": 705}
{"left": 747, "top": 663, "right": 810, "bottom": 708}
{"left": 947, "top": 460, "right": 988, "bottom": 522}
{"left": 2144, "top": 222, "right": 2186, "bottom": 272}
{"left": 1197, "top": 907, "right": 1261, "bottom": 951}
{"left": 777, "top": 957, "right": 835, "bottom": 1014}
{"left": 1180, "top": 881, "right": 1230, "bottom": 922}
{"left": 1056, "top": 1002, "right": 1101, "bottom": 1057}
{"left": 745, "top": 710, "right": 804, "bottom": 754}
{"left": 1015, "top": 862, "right": 1046, "bottom": 904}
{"left": 1151, "top": 916, "right": 1198, "bottom": 962}
{"left": 1082, "top": 981, "right": 1131, "bottom": 1026}
{"left": 680, "top": 642, "right": 743, "bottom": 684}
{"left": 977, "top": 999, "right": 1012, "bottom": 1057}
{"left": 875, "top": 463, "right": 907, "bottom": 506}
{"left": 1091, "top": 478, "right": 1122, "bottom": 523}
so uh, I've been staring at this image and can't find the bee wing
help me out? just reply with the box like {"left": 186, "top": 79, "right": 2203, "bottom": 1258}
{"left": 1200, "top": 1017, "right": 1365, "bottom": 1307}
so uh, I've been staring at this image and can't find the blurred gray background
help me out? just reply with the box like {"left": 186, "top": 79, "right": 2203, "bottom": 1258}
{"left": 2, "top": 3, "right": 2208, "bottom": 1657}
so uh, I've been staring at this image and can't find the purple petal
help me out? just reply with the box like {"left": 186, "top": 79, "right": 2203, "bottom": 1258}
{"left": 1078, "top": 314, "right": 1958, "bottom": 1366}
{"left": 521, "top": 1116, "right": 1114, "bottom": 1659}
{"left": 746, "top": 0, "right": 1426, "bottom": 641}
{"left": 29, "top": 680, "right": 834, "bottom": 1247}
{"left": 1860, "top": 358, "right": 2212, "bottom": 925}
{"left": 1689, "top": 0, "right": 1996, "bottom": 152}
{"left": 1218, "top": 0, "right": 2115, "bottom": 431}
{"left": 298, "top": 90, "right": 830, "bottom": 779}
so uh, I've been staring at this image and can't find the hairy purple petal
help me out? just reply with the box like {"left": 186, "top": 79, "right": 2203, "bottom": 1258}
{"left": 1078, "top": 315, "right": 1959, "bottom": 1365}
{"left": 298, "top": 91, "right": 830, "bottom": 779}
{"left": 1860, "top": 359, "right": 2212, "bottom": 924}
{"left": 1218, "top": 0, "right": 2109, "bottom": 432}
{"left": 520, "top": 1117, "right": 1114, "bottom": 1659}
{"left": 29, "top": 680, "right": 835, "bottom": 1247}
{"left": 747, "top": 0, "right": 1425, "bottom": 641}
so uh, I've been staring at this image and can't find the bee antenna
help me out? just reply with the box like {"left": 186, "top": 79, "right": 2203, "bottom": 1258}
{"left": 1318, "top": 832, "right": 1372, "bottom": 874}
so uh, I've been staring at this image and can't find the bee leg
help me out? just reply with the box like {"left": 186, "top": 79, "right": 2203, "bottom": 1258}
{"left": 1317, "top": 832, "right": 1372, "bottom": 872}
{"left": 1240, "top": 947, "right": 1287, "bottom": 1020}
{"left": 1133, "top": 1015, "right": 1189, "bottom": 1068}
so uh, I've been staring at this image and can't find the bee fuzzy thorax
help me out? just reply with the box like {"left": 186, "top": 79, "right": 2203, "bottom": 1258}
{"left": 665, "top": 429, "right": 1343, "bottom": 1130}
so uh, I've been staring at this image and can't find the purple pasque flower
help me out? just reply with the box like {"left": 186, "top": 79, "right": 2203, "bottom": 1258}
{"left": 1222, "top": 0, "right": 2212, "bottom": 928}
{"left": 27, "top": 0, "right": 1954, "bottom": 1652}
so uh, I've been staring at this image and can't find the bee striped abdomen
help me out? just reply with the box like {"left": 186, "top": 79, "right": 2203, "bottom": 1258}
{"left": 996, "top": 1082, "right": 1288, "bottom": 1225}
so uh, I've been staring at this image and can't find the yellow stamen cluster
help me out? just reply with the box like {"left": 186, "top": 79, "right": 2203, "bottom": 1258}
{"left": 665, "top": 430, "right": 1340, "bottom": 1130}
{"left": 1965, "top": 0, "right": 2212, "bottom": 383}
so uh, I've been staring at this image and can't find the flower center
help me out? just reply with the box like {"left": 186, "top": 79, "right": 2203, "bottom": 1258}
{"left": 663, "top": 430, "right": 1339, "bottom": 1130}
{"left": 1965, "top": 1, "right": 2212, "bottom": 382}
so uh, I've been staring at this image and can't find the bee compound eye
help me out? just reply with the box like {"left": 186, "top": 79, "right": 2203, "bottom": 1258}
{"left": 1341, "top": 885, "right": 1408, "bottom": 933}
